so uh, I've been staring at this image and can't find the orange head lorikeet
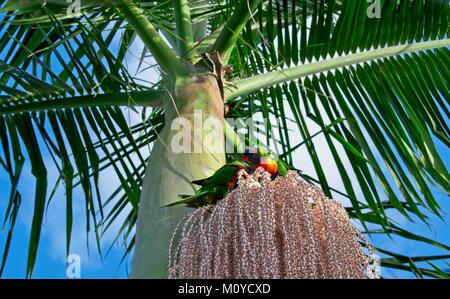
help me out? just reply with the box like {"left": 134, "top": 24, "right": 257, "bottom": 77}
{"left": 256, "top": 156, "right": 278, "bottom": 176}
{"left": 164, "top": 148, "right": 289, "bottom": 208}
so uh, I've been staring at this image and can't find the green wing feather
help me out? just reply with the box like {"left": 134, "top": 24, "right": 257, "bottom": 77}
{"left": 191, "top": 161, "right": 244, "bottom": 187}
{"left": 162, "top": 190, "right": 216, "bottom": 208}
{"left": 276, "top": 159, "right": 289, "bottom": 176}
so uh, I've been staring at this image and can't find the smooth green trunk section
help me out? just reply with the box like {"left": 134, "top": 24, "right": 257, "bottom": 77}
{"left": 131, "top": 76, "right": 226, "bottom": 278}
{"left": 226, "top": 39, "right": 450, "bottom": 101}
{"left": 173, "top": 0, "right": 194, "bottom": 58}
{"left": 211, "top": 0, "right": 262, "bottom": 63}
{"left": 117, "top": 0, "right": 188, "bottom": 78}
{"left": 0, "top": 90, "right": 161, "bottom": 114}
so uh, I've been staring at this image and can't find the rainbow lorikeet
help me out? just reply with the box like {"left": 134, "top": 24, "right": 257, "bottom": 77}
{"left": 163, "top": 148, "right": 289, "bottom": 208}
{"left": 243, "top": 147, "right": 289, "bottom": 178}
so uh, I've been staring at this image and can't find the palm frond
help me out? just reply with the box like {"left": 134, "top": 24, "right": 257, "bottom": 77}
{"left": 224, "top": 0, "right": 449, "bottom": 225}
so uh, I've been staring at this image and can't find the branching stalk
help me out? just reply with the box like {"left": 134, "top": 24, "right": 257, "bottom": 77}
{"left": 116, "top": 0, "right": 188, "bottom": 77}
{"left": 211, "top": 0, "right": 262, "bottom": 63}
{"left": 173, "top": 0, "right": 194, "bottom": 59}
{"left": 0, "top": 90, "right": 162, "bottom": 114}
{"left": 226, "top": 39, "right": 450, "bottom": 101}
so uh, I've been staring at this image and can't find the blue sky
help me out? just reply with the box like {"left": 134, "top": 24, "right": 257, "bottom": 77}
{"left": 0, "top": 9, "right": 449, "bottom": 279}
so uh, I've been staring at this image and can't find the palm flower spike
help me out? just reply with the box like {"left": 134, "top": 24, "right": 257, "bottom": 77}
{"left": 168, "top": 168, "right": 379, "bottom": 279}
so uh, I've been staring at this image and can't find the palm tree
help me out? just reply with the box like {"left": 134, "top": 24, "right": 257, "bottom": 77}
{"left": 0, "top": 0, "right": 448, "bottom": 278}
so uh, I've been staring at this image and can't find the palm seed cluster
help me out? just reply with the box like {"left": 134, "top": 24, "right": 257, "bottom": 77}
{"left": 168, "top": 168, "right": 379, "bottom": 279}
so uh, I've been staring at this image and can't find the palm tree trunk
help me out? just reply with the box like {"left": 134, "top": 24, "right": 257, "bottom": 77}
{"left": 131, "top": 75, "right": 226, "bottom": 278}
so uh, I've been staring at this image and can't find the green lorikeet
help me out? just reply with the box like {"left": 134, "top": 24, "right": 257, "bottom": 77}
{"left": 244, "top": 147, "right": 289, "bottom": 177}
{"left": 162, "top": 161, "right": 248, "bottom": 208}
{"left": 163, "top": 148, "right": 289, "bottom": 208}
